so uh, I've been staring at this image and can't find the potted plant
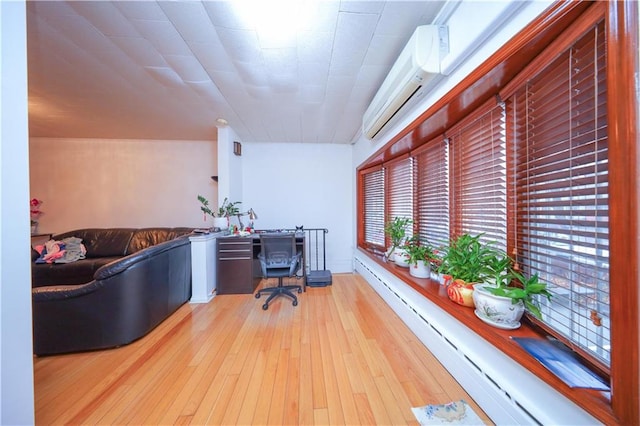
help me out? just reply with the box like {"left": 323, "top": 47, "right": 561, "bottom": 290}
{"left": 473, "top": 269, "right": 553, "bottom": 329}
{"left": 484, "top": 251, "right": 513, "bottom": 287}
{"left": 405, "top": 237, "right": 435, "bottom": 278}
{"left": 383, "top": 217, "right": 412, "bottom": 263}
{"left": 30, "top": 198, "right": 44, "bottom": 235}
{"left": 437, "top": 233, "right": 498, "bottom": 308}
{"left": 197, "top": 195, "right": 241, "bottom": 229}
{"left": 221, "top": 198, "right": 241, "bottom": 218}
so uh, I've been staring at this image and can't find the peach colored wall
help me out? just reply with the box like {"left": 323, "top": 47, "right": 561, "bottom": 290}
{"left": 29, "top": 138, "right": 218, "bottom": 234}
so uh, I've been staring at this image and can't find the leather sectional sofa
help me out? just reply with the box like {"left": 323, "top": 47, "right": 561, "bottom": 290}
{"left": 32, "top": 227, "right": 194, "bottom": 356}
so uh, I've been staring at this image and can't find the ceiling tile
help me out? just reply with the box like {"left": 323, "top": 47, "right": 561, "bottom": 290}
{"left": 232, "top": 61, "right": 268, "bottom": 87}
{"left": 245, "top": 85, "right": 271, "bottom": 100}
{"left": 211, "top": 70, "right": 247, "bottom": 97}
{"left": 329, "top": 11, "right": 379, "bottom": 76}
{"left": 144, "top": 66, "right": 185, "bottom": 87}
{"left": 300, "top": 85, "right": 326, "bottom": 104}
{"left": 326, "top": 75, "right": 356, "bottom": 95}
{"left": 339, "top": 1, "right": 385, "bottom": 14}
{"left": 43, "top": 14, "right": 109, "bottom": 52}
{"left": 298, "top": 62, "right": 329, "bottom": 87}
{"left": 113, "top": 1, "right": 167, "bottom": 21}
{"left": 110, "top": 36, "right": 167, "bottom": 68}
{"left": 216, "top": 27, "right": 262, "bottom": 63}
{"left": 189, "top": 40, "right": 236, "bottom": 73}
{"left": 297, "top": 31, "right": 334, "bottom": 63}
{"left": 362, "top": 35, "right": 406, "bottom": 66}
{"left": 131, "top": 19, "right": 192, "bottom": 56}
{"left": 202, "top": 1, "right": 252, "bottom": 30}
{"left": 187, "top": 80, "right": 223, "bottom": 101}
{"left": 159, "top": 1, "right": 219, "bottom": 43}
{"left": 376, "top": 1, "right": 442, "bottom": 35}
{"left": 68, "top": 1, "right": 138, "bottom": 37}
{"left": 164, "top": 55, "right": 211, "bottom": 83}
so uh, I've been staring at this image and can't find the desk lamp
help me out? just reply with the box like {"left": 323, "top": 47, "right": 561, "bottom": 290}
{"left": 236, "top": 208, "right": 258, "bottom": 230}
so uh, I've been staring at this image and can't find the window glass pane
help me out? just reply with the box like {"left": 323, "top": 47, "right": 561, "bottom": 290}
{"left": 510, "top": 21, "right": 609, "bottom": 365}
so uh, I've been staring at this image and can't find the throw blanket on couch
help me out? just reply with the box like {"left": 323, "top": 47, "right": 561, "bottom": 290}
{"left": 35, "top": 237, "right": 87, "bottom": 264}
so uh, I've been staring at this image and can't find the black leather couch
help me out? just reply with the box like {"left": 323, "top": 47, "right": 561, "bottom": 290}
{"left": 32, "top": 227, "right": 194, "bottom": 356}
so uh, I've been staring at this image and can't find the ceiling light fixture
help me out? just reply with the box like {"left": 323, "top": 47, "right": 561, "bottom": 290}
{"left": 232, "top": 0, "right": 314, "bottom": 48}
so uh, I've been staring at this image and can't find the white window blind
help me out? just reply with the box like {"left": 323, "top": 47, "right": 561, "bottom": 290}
{"left": 449, "top": 102, "right": 508, "bottom": 249}
{"left": 362, "top": 167, "right": 385, "bottom": 248}
{"left": 414, "top": 138, "right": 450, "bottom": 249}
{"left": 386, "top": 156, "right": 414, "bottom": 240}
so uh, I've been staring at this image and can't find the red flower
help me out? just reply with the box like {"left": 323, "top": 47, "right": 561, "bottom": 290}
{"left": 30, "top": 198, "right": 43, "bottom": 223}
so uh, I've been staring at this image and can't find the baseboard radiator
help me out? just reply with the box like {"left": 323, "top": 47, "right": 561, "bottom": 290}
{"left": 354, "top": 253, "right": 600, "bottom": 425}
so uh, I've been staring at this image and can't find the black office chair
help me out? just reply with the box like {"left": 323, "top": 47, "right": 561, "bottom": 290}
{"left": 255, "top": 233, "right": 303, "bottom": 310}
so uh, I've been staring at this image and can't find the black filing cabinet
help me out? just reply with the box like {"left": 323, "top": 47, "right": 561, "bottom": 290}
{"left": 216, "top": 237, "right": 260, "bottom": 294}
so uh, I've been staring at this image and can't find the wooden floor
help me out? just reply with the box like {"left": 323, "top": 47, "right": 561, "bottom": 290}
{"left": 34, "top": 273, "right": 491, "bottom": 425}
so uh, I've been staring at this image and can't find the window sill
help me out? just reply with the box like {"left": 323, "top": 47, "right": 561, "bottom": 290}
{"left": 360, "top": 249, "right": 617, "bottom": 424}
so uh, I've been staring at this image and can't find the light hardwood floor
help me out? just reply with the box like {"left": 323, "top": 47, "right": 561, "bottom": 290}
{"left": 34, "top": 273, "right": 491, "bottom": 425}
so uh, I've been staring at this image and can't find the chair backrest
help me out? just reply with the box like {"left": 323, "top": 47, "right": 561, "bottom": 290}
{"left": 259, "top": 233, "right": 298, "bottom": 269}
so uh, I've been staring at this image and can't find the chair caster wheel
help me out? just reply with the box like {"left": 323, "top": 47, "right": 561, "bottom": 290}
{"left": 255, "top": 293, "right": 261, "bottom": 299}
{"left": 262, "top": 303, "right": 269, "bottom": 310}
{"left": 292, "top": 299, "right": 298, "bottom": 307}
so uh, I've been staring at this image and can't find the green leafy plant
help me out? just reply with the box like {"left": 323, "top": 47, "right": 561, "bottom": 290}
{"left": 437, "top": 233, "right": 553, "bottom": 319}
{"left": 405, "top": 237, "right": 435, "bottom": 266}
{"left": 384, "top": 217, "right": 412, "bottom": 260}
{"left": 197, "top": 195, "right": 241, "bottom": 218}
{"left": 484, "top": 252, "right": 513, "bottom": 288}
{"left": 484, "top": 270, "right": 553, "bottom": 319}
{"left": 437, "top": 233, "right": 497, "bottom": 283}
{"left": 222, "top": 198, "right": 241, "bottom": 217}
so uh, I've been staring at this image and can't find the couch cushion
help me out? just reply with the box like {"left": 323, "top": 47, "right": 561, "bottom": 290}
{"left": 54, "top": 229, "right": 135, "bottom": 258}
{"left": 31, "top": 257, "right": 120, "bottom": 287}
{"left": 125, "top": 228, "right": 192, "bottom": 254}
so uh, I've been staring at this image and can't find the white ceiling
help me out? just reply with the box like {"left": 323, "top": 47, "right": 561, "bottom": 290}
{"left": 27, "top": 1, "right": 446, "bottom": 143}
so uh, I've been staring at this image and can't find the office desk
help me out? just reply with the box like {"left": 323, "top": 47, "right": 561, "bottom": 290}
{"left": 216, "top": 232, "right": 306, "bottom": 295}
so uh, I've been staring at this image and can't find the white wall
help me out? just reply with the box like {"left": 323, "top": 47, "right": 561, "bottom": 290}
{"left": 242, "top": 142, "right": 353, "bottom": 273}
{"left": 216, "top": 124, "right": 243, "bottom": 212}
{"left": 1, "top": 0, "right": 35, "bottom": 423}
{"left": 29, "top": 138, "right": 217, "bottom": 232}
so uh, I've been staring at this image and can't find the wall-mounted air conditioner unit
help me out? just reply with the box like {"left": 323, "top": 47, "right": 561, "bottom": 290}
{"left": 363, "top": 25, "right": 448, "bottom": 140}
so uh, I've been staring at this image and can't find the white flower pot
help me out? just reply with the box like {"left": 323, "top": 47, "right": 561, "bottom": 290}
{"left": 472, "top": 284, "right": 525, "bottom": 329}
{"left": 213, "top": 217, "right": 228, "bottom": 229}
{"left": 385, "top": 246, "right": 394, "bottom": 260}
{"left": 409, "top": 260, "right": 431, "bottom": 278}
{"left": 393, "top": 248, "right": 410, "bottom": 267}
{"left": 431, "top": 270, "right": 445, "bottom": 284}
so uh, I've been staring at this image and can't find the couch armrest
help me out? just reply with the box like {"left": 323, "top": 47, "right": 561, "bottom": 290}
{"left": 32, "top": 280, "right": 103, "bottom": 302}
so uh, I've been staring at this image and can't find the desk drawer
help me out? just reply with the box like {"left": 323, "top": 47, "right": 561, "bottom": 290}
{"left": 218, "top": 240, "right": 252, "bottom": 259}
{"left": 217, "top": 238, "right": 259, "bottom": 294}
